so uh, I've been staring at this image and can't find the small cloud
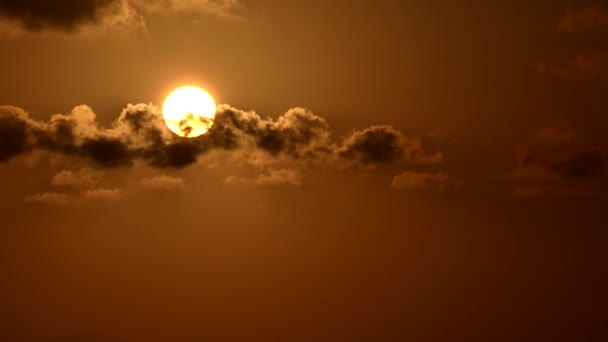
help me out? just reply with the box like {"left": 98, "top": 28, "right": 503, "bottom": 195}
{"left": 256, "top": 168, "right": 303, "bottom": 187}
{"left": 140, "top": 174, "right": 185, "bottom": 190}
{"left": 507, "top": 122, "right": 604, "bottom": 197}
{"left": 224, "top": 175, "right": 252, "bottom": 186}
{"left": 511, "top": 122, "right": 604, "bottom": 181}
{"left": 24, "top": 192, "right": 71, "bottom": 205}
{"left": 558, "top": 6, "right": 608, "bottom": 33}
{"left": 338, "top": 125, "right": 442, "bottom": 166}
{"left": 132, "top": 0, "right": 244, "bottom": 20}
{"left": 391, "top": 171, "right": 461, "bottom": 192}
{"left": 51, "top": 168, "right": 105, "bottom": 187}
{"left": 225, "top": 169, "right": 303, "bottom": 188}
{"left": 536, "top": 49, "right": 608, "bottom": 80}
{"left": 83, "top": 188, "right": 123, "bottom": 201}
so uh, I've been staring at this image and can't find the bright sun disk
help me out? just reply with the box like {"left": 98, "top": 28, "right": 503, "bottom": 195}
{"left": 162, "top": 86, "right": 216, "bottom": 138}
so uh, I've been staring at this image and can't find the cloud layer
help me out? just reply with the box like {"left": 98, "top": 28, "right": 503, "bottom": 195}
{"left": 0, "top": 104, "right": 441, "bottom": 171}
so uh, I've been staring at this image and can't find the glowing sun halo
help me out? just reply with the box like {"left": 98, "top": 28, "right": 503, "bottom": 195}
{"left": 162, "top": 86, "right": 217, "bottom": 138}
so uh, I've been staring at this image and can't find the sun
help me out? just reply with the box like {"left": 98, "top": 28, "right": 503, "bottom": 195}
{"left": 162, "top": 86, "right": 217, "bottom": 138}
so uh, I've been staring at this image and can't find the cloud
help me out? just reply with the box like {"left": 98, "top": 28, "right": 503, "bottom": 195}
{"left": 24, "top": 192, "right": 71, "bottom": 205}
{"left": 0, "top": 0, "right": 242, "bottom": 38}
{"left": 83, "top": 187, "right": 123, "bottom": 201}
{"left": 536, "top": 49, "right": 608, "bottom": 80}
{"left": 51, "top": 168, "right": 105, "bottom": 187}
{"left": 391, "top": 171, "right": 460, "bottom": 192}
{"left": 0, "top": 106, "right": 35, "bottom": 162}
{"left": 256, "top": 168, "right": 303, "bottom": 187}
{"left": 0, "top": 104, "right": 441, "bottom": 172}
{"left": 511, "top": 122, "right": 604, "bottom": 181}
{"left": 131, "top": 0, "right": 243, "bottom": 20}
{"left": 0, "top": 0, "right": 118, "bottom": 32}
{"left": 507, "top": 122, "right": 604, "bottom": 197}
{"left": 24, "top": 188, "right": 123, "bottom": 204}
{"left": 0, "top": 0, "right": 146, "bottom": 38}
{"left": 140, "top": 174, "right": 185, "bottom": 190}
{"left": 337, "top": 125, "right": 442, "bottom": 165}
{"left": 224, "top": 175, "right": 251, "bottom": 186}
{"left": 224, "top": 169, "right": 303, "bottom": 188}
{"left": 558, "top": 6, "right": 608, "bottom": 33}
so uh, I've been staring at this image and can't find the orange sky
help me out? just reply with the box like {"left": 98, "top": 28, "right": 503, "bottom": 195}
{"left": 0, "top": 1, "right": 607, "bottom": 341}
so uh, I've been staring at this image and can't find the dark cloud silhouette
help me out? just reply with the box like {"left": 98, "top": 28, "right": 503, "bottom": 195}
{"left": 508, "top": 122, "right": 604, "bottom": 197}
{"left": 0, "top": 0, "right": 119, "bottom": 32}
{"left": 338, "top": 125, "right": 442, "bottom": 165}
{"left": 0, "top": 0, "right": 242, "bottom": 38}
{"left": 0, "top": 104, "right": 441, "bottom": 170}
{"left": 512, "top": 122, "right": 604, "bottom": 181}
{"left": 0, "top": 106, "right": 31, "bottom": 161}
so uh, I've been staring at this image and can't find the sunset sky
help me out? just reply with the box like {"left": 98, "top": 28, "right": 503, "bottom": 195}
{"left": 0, "top": 1, "right": 607, "bottom": 341}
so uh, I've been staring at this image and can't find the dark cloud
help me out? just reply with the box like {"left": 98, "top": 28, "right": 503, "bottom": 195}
{"left": 558, "top": 6, "right": 608, "bottom": 33}
{"left": 0, "top": 0, "right": 119, "bottom": 32}
{"left": 508, "top": 122, "right": 604, "bottom": 197}
{"left": 0, "top": 106, "right": 31, "bottom": 161}
{"left": 536, "top": 49, "right": 608, "bottom": 80}
{"left": 338, "top": 125, "right": 442, "bottom": 165}
{"left": 512, "top": 122, "right": 604, "bottom": 181}
{"left": 0, "top": 0, "right": 242, "bottom": 38}
{"left": 0, "top": 104, "right": 441, "bottom": 171}
{"left": 210, "top": 106, "right": 332, "bottom": 159}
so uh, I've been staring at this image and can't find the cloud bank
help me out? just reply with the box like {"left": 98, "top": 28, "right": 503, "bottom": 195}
{"left": 0, "top": 103, "right": 442, "bottom": 171}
